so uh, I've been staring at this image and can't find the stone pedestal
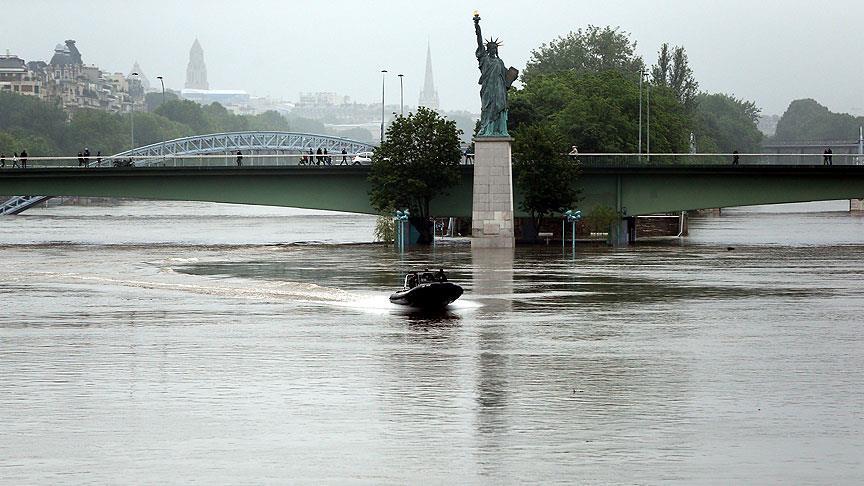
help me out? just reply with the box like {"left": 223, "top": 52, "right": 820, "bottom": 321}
{"left": 850, "top": 199, "right": 864, "bottom": 212}
{"left": 471, "top": 137, "right": 514, "bottom": 248}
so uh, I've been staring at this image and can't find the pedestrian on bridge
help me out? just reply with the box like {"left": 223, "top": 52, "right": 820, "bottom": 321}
{"left": 83, "top": 147, "right": 90, "bottom": 167}
{"left": 0, "top": 153, "right": 5, "bottom": 168}
{"left": 732, "top": 150, "right": 740, "bottom": 165}
{"left": 236, "top": 150, "right": 243, "bottom": 167}
{"left": 78, "top": 151, "right": 85, "bottom": 167}
{"left": 96, "top": 151, "right": 102, "bottom": 167}
{"left": 316, "top": 147, "right": 323, "bottom": 165}
{"left": 19, "top": 149, "right": 27, "bottom": 169}
{"left": 11, "top": 153, "right": 19, "bottom": 168}
{"left": 323, "top": 148, "right": 331, "bottom": 165}
{"left": 341, "top": 148, "right": 348, "bottom": 165}
{"left": 823, "top": 147, "right": 833, "bottom": 166}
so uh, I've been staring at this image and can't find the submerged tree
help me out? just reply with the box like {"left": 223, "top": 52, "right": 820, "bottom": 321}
{"left": 368, "top": 107, "right": 463, "bottom": 244}
{"left": 512, "top": 124, "right": 581, "bottom": 241}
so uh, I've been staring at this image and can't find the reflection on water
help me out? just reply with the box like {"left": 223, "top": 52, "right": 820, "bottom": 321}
{"left": 1, "top": 201, "right": 863, "bottom": 483}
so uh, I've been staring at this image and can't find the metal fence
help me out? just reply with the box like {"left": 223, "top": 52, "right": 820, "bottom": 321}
{"left": 3, "top": 152, "right": 864, "bottom": 169}
{"left": 573, "top": 153, "right": 864, "bottom": 167}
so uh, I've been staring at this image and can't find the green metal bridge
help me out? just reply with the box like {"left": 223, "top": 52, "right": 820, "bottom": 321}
{"left": 3, "top": 163, "right": 864, "bottom": 219}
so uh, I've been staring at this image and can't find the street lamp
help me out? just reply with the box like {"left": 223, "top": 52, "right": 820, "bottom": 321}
{"left": 380, "top": 69, "right": 388, "bottom": 142}
{"left": 646, "top": 79, "right": 651, "bottom": 161}
{"left": 394, "top": 209, "right": 410, "bottom": 251}
{"left": 156, "top": 75, "right": 165, "bottom": 106}
{"left": 398, "top": 73, "right": 404, "bottom": 116}
{"left": 562, "top": 209, "right": 582, "bottom": 253}
{"left": 638, "top": 69, "right": 644, "bottom": 159}
{"left": 130, "top": 72, "right": 139, "bottom": 150}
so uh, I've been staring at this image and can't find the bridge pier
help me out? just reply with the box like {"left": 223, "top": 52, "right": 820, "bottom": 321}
{"left": 471, "top": 137, "right": 515, "bottom": 249}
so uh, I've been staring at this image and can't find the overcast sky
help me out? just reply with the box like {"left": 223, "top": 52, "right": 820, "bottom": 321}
{"left": 1, "top": 0, "right": 862, "bottom": 116}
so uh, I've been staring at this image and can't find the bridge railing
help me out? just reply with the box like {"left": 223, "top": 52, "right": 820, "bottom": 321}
{"left": 0, "top": 153, "right": 376, "bottom": 169}
{"left": 3, "top": 153, "right": 864, "bottom": 169}
{"left": 574, "top": 153, "right": 864, "bottom": 167}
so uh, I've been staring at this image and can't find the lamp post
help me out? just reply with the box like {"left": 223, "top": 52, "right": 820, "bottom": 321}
{"left": 646, "top": 80, "right": 651, "bottom": 162}
{"left": 395, "top": 209, "right": 410, "bottom": 251}
{"left": 562, "top": 209, "right": 582, "bottom": 253}
{"left": 398, "top": 74, "right": 404, "bottom": 116}
{"left": 156, "top": 76, "right": 165, "bottom": 106}
{"left": 380, "top": 69, "right": 388, "bottom": 142}
{"left": 130, "top": 72, "right": 139, "bottom": 151}
{"left": 638, "top": 69, "right": 644, "bottom": 160}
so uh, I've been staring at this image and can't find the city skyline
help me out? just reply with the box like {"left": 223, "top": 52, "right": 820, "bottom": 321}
{"left": 1, "top": 0, "right": 863, "bottom": 116}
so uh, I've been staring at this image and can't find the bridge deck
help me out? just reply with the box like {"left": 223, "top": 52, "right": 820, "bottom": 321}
{"left": 3, "top": 164, "right": 864, "bottom": 217}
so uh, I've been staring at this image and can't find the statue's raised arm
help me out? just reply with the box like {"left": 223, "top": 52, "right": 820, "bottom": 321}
{"left": 474, "top": 14, "right": 485, "bottom": 57}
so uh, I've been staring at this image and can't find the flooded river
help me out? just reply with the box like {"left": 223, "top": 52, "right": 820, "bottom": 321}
{"left": 1, "top": 201, "right": 862, "bottom": 483}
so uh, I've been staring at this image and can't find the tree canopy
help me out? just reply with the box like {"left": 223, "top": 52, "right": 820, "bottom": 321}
{"left": 511, "top": 26, "right": 763, "bottom": 159}
{"left": 0, "top": 92, "right": 291, "bottom": 157}
{"left": 368, "top": 107, "right": 462, "bottom": 244}
{"left": 522, "top": 25, "right": 644, "bottom": 83}
{"left": 651, "top": 43, "right": 698, "bottom": 109}
{"left": 774, "top": 98, "right": 864, "bottom": 142}
{"left": 692, "top": 93, "right": 762, "bottom": 152}
{"left": 509, "top": 69, "right": 689, "bottom": 153}
{"left": 512, "top": 124, "right": 581, "bottom": 240}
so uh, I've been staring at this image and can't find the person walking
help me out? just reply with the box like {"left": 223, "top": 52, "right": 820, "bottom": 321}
{"left": 236, "top": 150, "right": 243, "bottom": 167}
{"left": 96, "top": 151, "right": 102, "bottom": 167}
{"left": 308, "top": 148, "right": 314, "bottom": 165}
{"left": 732, "top": 150, "right": 740, "bottom": 165}
{"left": 823, "top": 147, "right": 833, "bottom": 166}
{"left": 1, "top": 153, "right": 5, "bottom": 169}
{"left": 83, "top": 147, "right": 90, "bottom": 167}
{"left": 78, "top": 151, "right": 85, "bottom": 167}
{"left": 323, "top": 148, "right": 331, "bottom": 165}
{"left": 12, "top": 153, "right": 19, "bottom": 168}
{"left": 316, "top": 147, "right": 323, "bottom": 165}
{"left": 19, "top": 149, "right": 27, "bottom": 169}
{"left": 341, "top": 148, "right": 348, "bottom": 165}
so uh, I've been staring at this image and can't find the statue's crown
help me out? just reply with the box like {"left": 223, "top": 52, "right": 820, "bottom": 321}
{"left": 485, "top": 38, "right": 502, "bottom": 49}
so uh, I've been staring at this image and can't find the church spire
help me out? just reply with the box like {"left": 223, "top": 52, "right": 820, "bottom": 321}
{"left": 418, "top": 41, "right": 440, "bottom": 110}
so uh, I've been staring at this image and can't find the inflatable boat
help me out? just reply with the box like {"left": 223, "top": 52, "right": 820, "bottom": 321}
{"left": 389, "top": 269, "right": 463, "bottom": 309}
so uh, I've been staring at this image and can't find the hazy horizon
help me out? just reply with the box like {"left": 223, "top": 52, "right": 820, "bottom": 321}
{"left": 1, "top": 0, "right": 862, "bottom": 117}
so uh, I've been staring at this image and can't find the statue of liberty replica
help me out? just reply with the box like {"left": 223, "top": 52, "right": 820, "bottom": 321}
{"left": 474, "top": 11, "right": 517, "bottom": 137}
{"left": 470, "top": 11, "right": 518, "bottom": 248}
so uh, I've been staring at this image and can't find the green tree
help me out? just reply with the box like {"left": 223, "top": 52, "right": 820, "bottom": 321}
{"left": 509, "top": 70, "right": 690, "bottom": 153}
{"left": 774, "top": 98, "right": 864, "bottom": 142}
{"left": 368, "top": 107, "right": 462, "bottom": 244}
{"left": 693, "top": 93, "right": 762, "bottom": 153}
{"left": 651, "top": 44, "right": 698, "bottom": 109}
{"left": 144, "top": 91, "right": 180, "bottom": 112}
{"left": 522, "top": 25, "right": 644, "bottom": 83}
{"left": 512, "top": 124, "right": 581, "bottom": 241}
{"left": 154, "top": 99, "right": 212, "bottom": 133}
{"left": 246, "top": 110, "right": 290, "bottom": 132}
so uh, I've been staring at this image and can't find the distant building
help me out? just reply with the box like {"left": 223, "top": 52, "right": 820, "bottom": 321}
{"left": 185, "top": 39, "right": 209, "bottom": 90}
{"left": 2, "top": 40, "right": 144, "bottom": 114}
{"left": 758, "top": 114, "right": 780, "bottom": 137}
{"left": 417, "top": 42, "right": 439, "bottom": 111}
{"left": 0, "top": 52, "right": 42, "bottom": 97}
{"left": 181, "top": 88, "right": 249, "bottom": 106}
